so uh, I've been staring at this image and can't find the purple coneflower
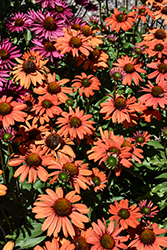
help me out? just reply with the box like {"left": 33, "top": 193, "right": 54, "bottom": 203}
{"left": 0, "top": 127, "right": 16, "bottom": 143}
{"left": 110, "top": 67, "right": 126, "bottom": 81}
{"left": 139, "top": 200, "right": 159, "bottom": 218}
{"left": 0, "top": 69, "right": 10, "bottom": 90}
{"left": 5, "top": 12, "right": 31, "bottom": 33}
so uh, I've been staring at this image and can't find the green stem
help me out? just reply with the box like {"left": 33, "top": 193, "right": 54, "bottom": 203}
{"left": 116, "top": 30, "right": 121, "bottom": 59}
{"left": 0, "top": 144, "right": 6, "bottom": 184}
{"left": 0, "top": 207, "right": 13, "bottom": 234}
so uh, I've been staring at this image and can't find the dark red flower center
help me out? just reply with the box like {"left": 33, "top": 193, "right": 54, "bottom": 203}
{"left": 14, "top": 18, "right": 24, "bottom": 26}
{"left": 141, "top": 206, "right": 151, "bottom": 215}
{"left": 139, "top": 8, "right": 146, "bottom": 14}
{"left": 71, "top": 23, "right": 80, "bottom": 30}
{"left": 154, "top": 43, "right": 164, "bottom": 51}
{"left": 82, "top": 78, "right": 91, "bottom": 87}
{"left": 70, "top": 117, "right": 81, "bottom": 127}
{"left": 92, "top": 176, "right": 101, "bottom": 186}
{"left": 2, "top": 133, "right": 13, "bottom": 141}
{"left": 151, "top": 86, "right": 163, "bottom": 97}
{"left": 25, "top": 153, "right": 41, "bottom": 167}
{"left": 114, "top": 97, "right": 126, "bottom": 109}
{"left": 119, "top": 209, "right": 130, "bottom": 219}
{"left": 28, "top": 128, "right": 41, "bottom": 140}
{"left": 100, "top": 234, "right": 115, "bottom": 249}
{"left": 112, "top": 72, "right": 122, "bottom": 80}
{"left": 45, "top": 133, "right": 61, "bottom": 149}
{"left": 23, "top": 59, "right": 37, "bottom": 73}
{"left": 121, "top": 141, "right": 132, "bottom": 148}
{"left": 63, "top": 162, "right": 78, "bottom": 177}
{"left": 124, "top": 63, "right": 135, "bottom": 73}
{"left": 69, "top": 37, "right": 82, "bottom": 48}
{"left": 116, "top": 14, "right": 127, "bottom": 22}
{"left": 42, "top": 17, "right": 56, "bottom": 30}
{"left": 108, "top": 146, "right": 120, "bottom": 155}
{"left": 0, "top": 102, "right": 12, "bottom": 116}
{"left": 136, "top": 136, "right": 145, "bottom": 143}
{"left": 44, "top": 41, "right": 55, "bottom": 52}
{"left": 107, "top": 156, "right": 117, "bottom": 166}
{"left": 161, "top": 6, "right": 167, "bottom": 14}
{"left": 0, "top": 49, "right": 9, "bottom": 60}
{"left": 155, "top": 29, "right": 166, "bottom": 39}
{"left": 139, "top": 229, "right": 155, "bottom": 245}
{"left": 158, "top": 63, "right": 167, "bottom": 73}
{"left": 42, "top": 99, "right": 52, "bottom": 108}
{"left": 90, "top": 48, "right": 100, "bottom": 59}
{"left": 47, "top": 82, "right": 61, "bottom": 94}
{"left": 55, "top": 5, "right": 64, "bottom": 13}
{"left": 73, "top": 236, "right": 89, "bottom": 250}
{"left": 80, "top": 25, "right": 92, "bottom": 36}
{"left": 58, "top": 172, "right": 69, "bottom": 181}
{"left": 53, "top": 198, "right": 72, "bottom": 216}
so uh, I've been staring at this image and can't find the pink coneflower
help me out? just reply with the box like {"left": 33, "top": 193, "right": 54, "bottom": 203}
{"left": 36, "top": 0, "right": 59, "bottom": 9}
{"left": 29, "top": 10, "right": 66, "bottom": 40}
{"left": 139, "top": 200, "right": 159, "bottom": 217}
{"left": 138, "top": 81, "right": 167, "bottom": 109}
{"left": 0, "top": 38, "right": 22, "bottom": 69}
{"left": 110, "top": 67, "right": 126, "bottom": 81}
{"left": 5, "top": 12, "right": 31, "bottom": 33}
{"left": 133, "top": 131, "right": 150, "bottom": 146}
{"left": 89, "top": 16, "right": 100, "bottom": 24}
{"left": 54, "top": 2, "right": 73, "bottom": 20}
{"left": 0, "top": 69, "right": 10, "bottom": 90}
{"left": 32, "top": 39, "right": 63, "bottom": 62}
{"left": 107, "top": 34, "right": 118, "bottom": 43}
{"left": 0, "top": 127, "right": 16, "bottom": 142}
{"left": 70, "top": 17, "right": 86, "bottom": 31}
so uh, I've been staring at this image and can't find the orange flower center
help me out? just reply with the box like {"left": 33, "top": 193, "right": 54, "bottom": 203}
{"left": 90, "top": 48, "right": 100, "bottom": 59}
{"left": 25, "top": 153, "right": 41, "bottom": 167}
{"left": 2, "top": 133, "right": 13, "bottom": 141}
{"left": 42, "top": 99, "right": 52, "bottom": 108}
{"left": 0, "top": 49, "right": 9, "bottom": 60}
{"left": 139, "top": 229, "right": 155, "bottom": 245}
{"left": 116, "top": 14, "right": 127, "bottom": 22}
{"left": 118, "top": 209, "right": 130, "bottom": 219}
{"left": 70, "top": 117, "right": 81, "bottom": 127}
{"left": 121, "top": 141, "right": 132, "bottom": 148}
{"left": 45, "top": 133, "right": 61, "bottom": 149}
{"left": 80, "top": 25, "right": 92, "bottom": 36}
{"left": 155, "top": 29, "right": 166, "bottom": 39}
{"left": 141, "top": 206, "right": 151, "bottom": 215}
{"left": 23, "top": 59, "right": 37, "bottom": 73}
{"left": 158, "top": 63, "right": 167, "bottom": 73}
{"left": 69, "top": 37, "right": 82, "bottom": 48}
{"left": 114, "top": 97, "right": 126, "bottom": 109}
{"left": 47, "top": 82, "right": 61, "bottom": 94}
{"left": 107, "top": 156, "right": 117, "bottom": 166}
{"left": 63, "top": 162, "right": 78, "bottom": 177}
{"left": 28, "top": 128, "right": 41, "bottom": 140}
{"left": 136, "top": 136, "right": 145, "bottom": 143}
{"left": 44, "top": 41, "right": 55, "bottom": 52}
{"left": 108, "top": 146, "right": 120, "bottom": 154}
{"left": 100, "top": 234, "right": 115, "bottom": 249}
{"left": 55, "top": 5, "right": 64, "bottom": 13}
{"left": 71, "top": 23, "right": 80, "bottom": 30}
{"left": 73, "top": 236, "right": 89, "bottom": 250}
{"left": 0, "top": 102, "right": 12, "bottom": 116}
{"left": 161, "top": 6, "right": 167, "bottom": 14}
{"left": 92, "top": 176, "right": 101, "bottom": 186}
{"left": 139, "top": 8, "right": 146, "bottom": 14}
{"left": 124, "top": 63, "right": 135, "bottom": 73}
{"left": 53, "top": 198, "right": 72, "bottom": 216}
{"left": 14, "top": 18, "right": 24, "bottom": 26}
{"left": 82, "top": 78, "right": 91, "bottom": 87}
{"left": 42, "top": 17, "right": 56, "bottom": 30}
{"left": 151, "top": 86, "right": 163, "bottom": 97}
{"left": 154, "top": 43, "right": 164, "bottom": 51}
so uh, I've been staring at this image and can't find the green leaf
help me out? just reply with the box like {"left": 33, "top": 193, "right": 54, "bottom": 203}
{"left": 156, "top": 173, "right": 167, "bottom": 179}
{"left": 24, "top": 30, "right": 32, "bottom": 46}
{"left": 151, "top": 182, "right": 167, "bottom": 197}
{"left": 147, "top": 140, "right": 164, "bottom": 149}
{"left": 15, "top": 236, "right": 46, "bottom": 249}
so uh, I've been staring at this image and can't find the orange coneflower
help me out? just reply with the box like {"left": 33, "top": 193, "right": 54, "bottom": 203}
{"left": 142, "top": 28, "right": 167, "bottom": 41}
{"left": 109, "top": 199, "right": 143, "bottom": 229}
{"left": 31, "top": 93, "right": 62, "bottom": 125}
{"left": 146, "top": 39, "right": 167, "bottom": 58}
{"left": 34, "top": 238, "right": 75, "bottom": 250}
{"left": 34, "top": 72, "right": 72, "bottom": 103}
{"left": 11, "top": 50, "right": 49, "bottom": 89}
{"left": 113, "top": 55, "right": 146, "bottom": 86}
{"left": 140, "top": 107, "right": 161, "bottom": 122}
{"left": 147, "top": 59, "right": 167, "bottom": 83}
{"left": 0, "top": 172, "right": 7, "bottom": 196}
{"left": 72, "top": 230, "right": 90, "bottom": 250}
{"left": 71, "top": 72, "right": 101, "bottom": 98}
{"left": 54, "top": 27, "right": 93, "bottom": 57}
{"left": 32, "top": 187, "right": 90, "bottom": 238}
{"left": 2, "top": 241, "right": 14, "bottom": 250}
{"left": 146, "top": 0, "right": 167, "bottom": 6}
{"left": 89, "top": 168, "right": 107, "bottom": 192}
{"left": 128, "top": 222, "right": 167, "bottom": 250}
{"left": 105, "top": 8, "right": 136, "bottom": 33}
{"left": 133, "top": 5, "right": 155, "bottom": 23}
{"left": 8, "top": 145, "right": 54, "bottom": 183}
{"left": 76, "top": 48, "right": 109, "bottom": 71}
{"left": 100, "top": 94, "right": 142, "bottom": 124}
{"left": 155, "top": 5, "right": 167, "bottom": 25}
{"left": 0, "top": 95, "right": 27, "bottom": 129}
{"left": 87, "top": 219, "right": 128, "bottom": 250}
{"left": 56, "top": 107, "right": 95, "bottom": 140}
{"left": 48, "top": 157, "right": 92, "bottom": 193}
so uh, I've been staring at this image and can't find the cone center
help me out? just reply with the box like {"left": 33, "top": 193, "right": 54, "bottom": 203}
{"left": 46, "top": 133, "right": 61, "bottom": 149}
{"left": 100, "top": 234, "right": 115, "bottom": 249}
{"left": 53, "top": 198, "right": 72, "bottom": 216}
